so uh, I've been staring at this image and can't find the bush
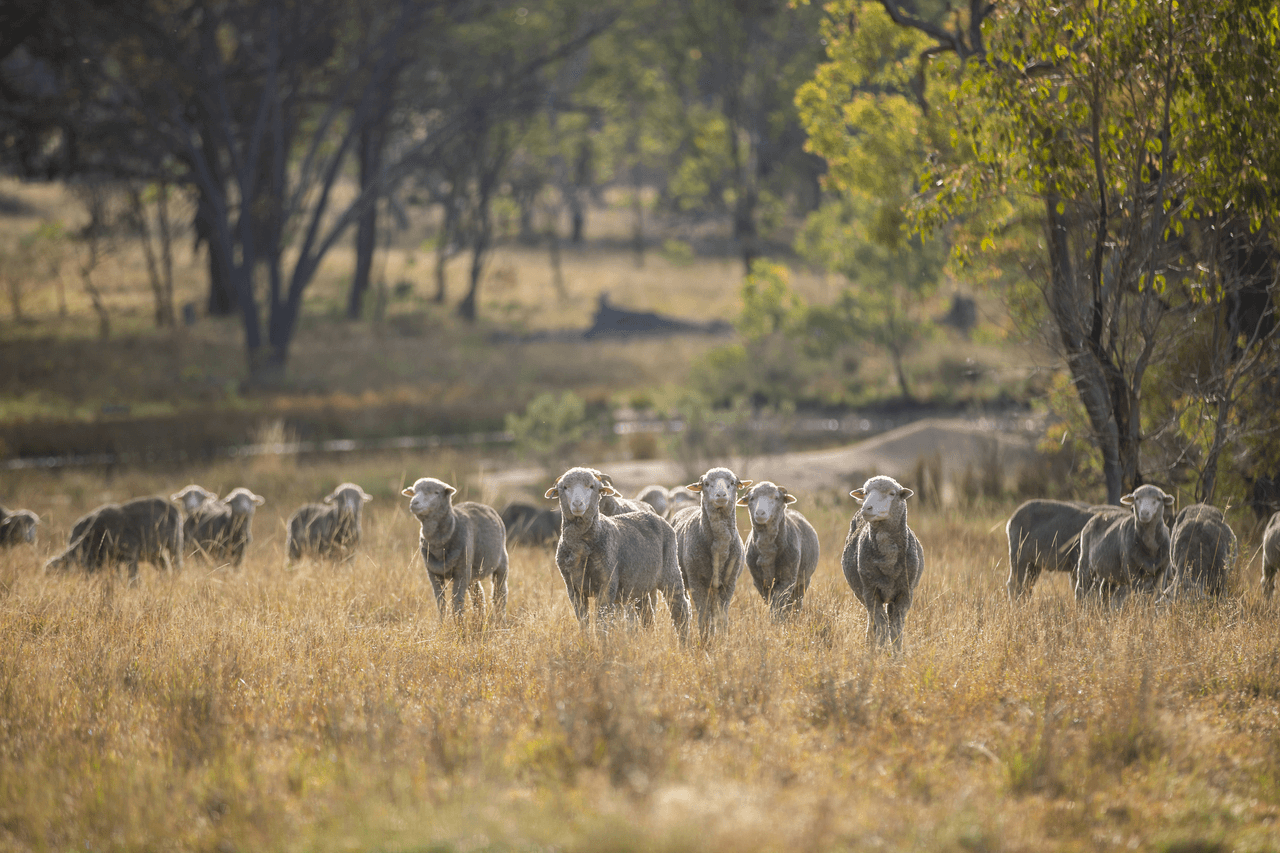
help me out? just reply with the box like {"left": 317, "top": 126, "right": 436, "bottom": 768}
{"left": 505, "top": 391, "right": 596, "bottom": 476}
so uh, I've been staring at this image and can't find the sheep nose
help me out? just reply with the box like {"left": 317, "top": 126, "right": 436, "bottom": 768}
{"left": 569, "top": 501, "right": 587, "bottom": 517}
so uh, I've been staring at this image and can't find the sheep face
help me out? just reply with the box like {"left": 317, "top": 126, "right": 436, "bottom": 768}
{"left": 325, "top": 483, "right": 373, "bottom": 513}
{"left": 1121, "top": 484, "right": 1174, "bottom": 525}
{"left": 3, "top": 511, "right": 39, "bottom": 543}
{"left": 223, "top": 488, "right": 265, "bottom": 516}
{"left": 738, "top": 482, "right": 795, "bottom": 528}
{"left": 687, "top": 467, "right": 751, "bottom": 511}
{"left": 171, "top": 485, "right": 217, "bottom": 514}
{"left": 546, "top": 467, "right": 613, "bottom": 519}
{"left": 402, "top": 478, "right": 455, "bottom": 518}
{"left": 850, "top": 476, "right": 914, "bottom": 523}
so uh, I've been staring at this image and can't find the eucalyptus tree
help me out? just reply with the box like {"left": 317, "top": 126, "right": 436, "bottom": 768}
{"left": 800, "top": 0, "right": 1280, "bottom": 502}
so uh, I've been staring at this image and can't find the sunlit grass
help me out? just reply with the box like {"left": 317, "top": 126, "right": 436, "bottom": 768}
{"left": 1, "top": 461, "right": 1277, "bottom": 852}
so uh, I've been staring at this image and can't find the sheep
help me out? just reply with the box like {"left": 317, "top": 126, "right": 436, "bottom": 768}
{"left": 737, "top": 481, "right": 820, "bottom": 618}
{"left": 1260, "top": 511, "right": 1280, "bottom": 598}
{"left": 500, "top": 501, "right": 561, "bottom": 546}
{"left": 635, "top": 484, "right": 671, "bottom": 518}
{"left": 45, "top": 496, "right": 183, "bottom": 578}
{"left": 840, "top": 475, "right": 924, "bottom": 651}
{"left": 1005, "top": 499, "right": 1105, "bottom": 598}
{"left": 589, "top": 470, "right": 659, "bottom": 516}
{"left": 670, "top": 467, "right": 751, "bottom": 639}
{"left": 666, "top": 486, "right": 699, "bottom": 519}
{"left": 404, "top": 477, "right": 509, "bottom": 619}
{"left": 0, "top": 506, "right": 39, "bottom": 547}
{"left": 183, "top": 487, "right": 265, "bottom": 566}
{"left": 1075, "top": 484, "right": 1175, "bottom": 606}
{"left": 545, "top": 466, "right": 691, "bottom": 641}
{"left": 286, "top": 482, "right": 372, "bottom": 561}
{"left": 170, "top": 484, "right": 218, "bottom": 516}
{"left": 1157, "top": 503, "right": 1237, "bottom": 601}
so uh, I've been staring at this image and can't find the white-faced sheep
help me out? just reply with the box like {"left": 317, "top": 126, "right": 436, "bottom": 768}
{"left": 840, "top": 476, "right": 924, "bottom": 651}
{"left": 1260, "top": 511, "right": 1280, "bottom": 598}
{"left": 183, "top": 487, "right": 265, "bottom": 566}
{"left": 635, "top": 485, "right": 670, "bottom": 518}
{"left": 545, "top": 467, "right": 691, "bottom": 641}
{"left": 500, "top": 501, "right": 561, "bottom": 546}
{"left": 404, "top": 478, "right": 509, "bottom": 620}
{"left": 170, "top": 484, "right": 218, "bottom": 516}
{"left": 0, "top": 506, "right": 39, "bottom": 547}
{"left": 45, "top": 496, "right": 183, "bottom": 578}
{"left": 670, "top": 467, "right": 751, "bottom": 639}
{"left": 286, "top": 482, "right": 372, "bottom": 561}
{"left": 1075, "top": 484, "right": 1175, "bottom": 606}
{"left": 738, "top": 482, "right": 820, "bottom": 618}
{"left": 1159, "top": 503, "right": 1236, "bottom": 601}
{"left": 1005, "top": 499, "right": 1104, "bottom": 598}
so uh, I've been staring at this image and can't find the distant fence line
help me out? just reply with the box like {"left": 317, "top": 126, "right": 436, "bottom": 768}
{"left": 3, "top": 412, "right": 1043, "bottom": 470}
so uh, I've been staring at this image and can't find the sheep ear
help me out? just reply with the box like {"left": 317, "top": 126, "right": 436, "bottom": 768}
{"left": 1120, "top": 493, "right": 1135, "bottom": 506}
{"left": 444, "top": 485, "right": 456, "bottom": 498}
{"left": 686, "top": 482, "right": 703, "bottom": 492}
{"left": 324, "top": 494, "right": 336, "bottom": 504}
{"left": 849, "top": 489, "right": 866, "bottom": 501}
{"left": 602, "top": 486, "right": 620, "bottom": 497}
{"left": 545, "top": 487, "right": 560, "bottom": 500}
{"left": 1162, "top": 494, "right": 1174, "bottom": 506}
{"left": 784, "top": 493, "right": 798, "bottom": 505}
{"left": 362, "top": 491, "right": 373, "bottom": 502}
{"left": 738, "top": 480, "right": 753, "bottom": 490}
{"left": 402, "top": 488, "right": 416, "bottom": 497}
{"left": 736, "top": 496, "right": 749, "bottom": 507}
{"left": 899, "top": 488, "right": 914, "bottom": 500}
{"left": 252, "top": 493, "right": 266, "bottom": 506}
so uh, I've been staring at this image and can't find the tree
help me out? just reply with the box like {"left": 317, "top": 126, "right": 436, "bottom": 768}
{"left": 800, "top": 0, "right": 1280, "bottom": 503}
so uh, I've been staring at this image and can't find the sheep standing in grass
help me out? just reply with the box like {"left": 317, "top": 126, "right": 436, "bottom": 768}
{"left": 1261, "top": 511, "right": 1280, "bottom": 598}
{"left": 184, "top": 487, "right": 266, "bottom": 566}
{"left": 0, "top": 506, "right": 39, "bottom": 547}
{"left": 1076, "top": 484, "right": 1175, "bottom": 605}
{"left": 671, "top": 467, "right": 751, "bottom": 639}
{"left": 635, "top": 485, "right": 670, "bottom": 518}
{"left": 546, "top": 467, "right": 691, "bottom": 641}
{"left": 1005, "top": 499, "right": 1102, "bottom": 599}
{"left": 286, "top": 483, "right": 372, "bottom": 561}
{"left": 738, "top": 482, "right": 820, "bottom": 618}
{"left": 500, "top": 501, "right": 561, "bottom": 546}
{"left": 1159, "top": 503, "right": 1236, "bottom": 601}
{"left": 840, "top": 476, "right": 924, "bottom": 651}
{"left": 46, "top": 496, "right": 183, "bottom": 578}
{"left": 404, "top": 478, "right": 509, "bottom": 620}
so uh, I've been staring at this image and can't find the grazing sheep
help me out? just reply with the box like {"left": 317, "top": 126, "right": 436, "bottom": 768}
{"left": 840, "top": 476, "right": 924, "bottom": 651}
{"left": 666, "top": 486, "right": 699, "bottom": 519}
{"left": 670, "top": 467, "right": 751, "bottom": 639}
{"left": 1075, "top": 484, "right": 1175, "bottom": 606}
{"left": 0, "top": 506, "right": 39, "bottom": 547}
{"left": 1260, "top": 511, "right": 1280, "bottom": 598}
{"left": 1005, "top": 499, "right": 1104, "bottom": 598}
{"left": 500, "top": 501, "right": 561, "bottom": 546}
{"left": 635, "top": 485, "right": 671, "bottom": 518}
{"left": 184, "top": 487, "right": 265, "bottom": 566}
{"left": 545, "top": 467, "right": 691, "bottom": 641}
{"left": 46, "top": 496, "right": 183, "bottom": 578}
{"left": 404, "top": 478, "right": 509, "bottom": 619}
{"left": 738, "top": 482, "right": 820, "bottom": 618}
{"left": 1157, "top": 503, "right": 1237, "bottom": 601}
{"left": 286, "top": 482, "right": 372, "bottom": 561}
{"left": 170, "top": 484, "right": 218, "bottom": 516}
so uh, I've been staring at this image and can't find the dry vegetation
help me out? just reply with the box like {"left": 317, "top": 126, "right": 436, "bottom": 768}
{"left": 2, "top": 455, "right": 1279, "bottom": 853}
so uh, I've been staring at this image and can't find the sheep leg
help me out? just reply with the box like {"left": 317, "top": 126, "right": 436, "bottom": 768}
{"left": 451, "top": 568, "right": 471, "bottom": 617}
{"left": 886, "top": 594, "right": 911, "bottom": 652}
{"left": 638, "top": 591, "right": 657, "bottom": 627}
{"left": 1262, "top": 562, "right": 1276, "bottom": 598}
{"left": 492, "top": 555, "right": 509, "bottom": 618}
{"left": 688, "top": 584, "right": 714, "bottom": 641}
{"left": 865, "top": 596, "right": 890, "bottom": 649}
{"left": 468, "top": 580, "right": 486, "bottom": 617}
{"left": 427, "top": 573, "right": 450, "bottom": 618}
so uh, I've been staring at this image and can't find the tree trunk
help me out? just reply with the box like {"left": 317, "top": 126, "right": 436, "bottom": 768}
{"left": 348, "top": 121, "right": 383, "bottom": 320}
{"left": 198, "top": 195, "right": 237, "bottom": 317}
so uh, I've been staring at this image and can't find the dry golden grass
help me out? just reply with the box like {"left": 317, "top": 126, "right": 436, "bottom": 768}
{"left": 2, "top": 459, "right": 1278, "bottom": 853}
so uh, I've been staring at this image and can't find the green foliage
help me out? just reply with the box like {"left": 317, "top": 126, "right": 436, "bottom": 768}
{"left": 504, "top": 391, "right": 595, "bottom": 476}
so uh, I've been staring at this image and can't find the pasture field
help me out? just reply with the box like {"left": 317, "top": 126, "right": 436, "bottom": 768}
{"left": 1, "top": 456, "right": 1278, "bottom": 853}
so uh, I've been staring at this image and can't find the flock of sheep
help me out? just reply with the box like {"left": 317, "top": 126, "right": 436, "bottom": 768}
{"left": 3, "top": 467, "right": 1280, "bottom": 650}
